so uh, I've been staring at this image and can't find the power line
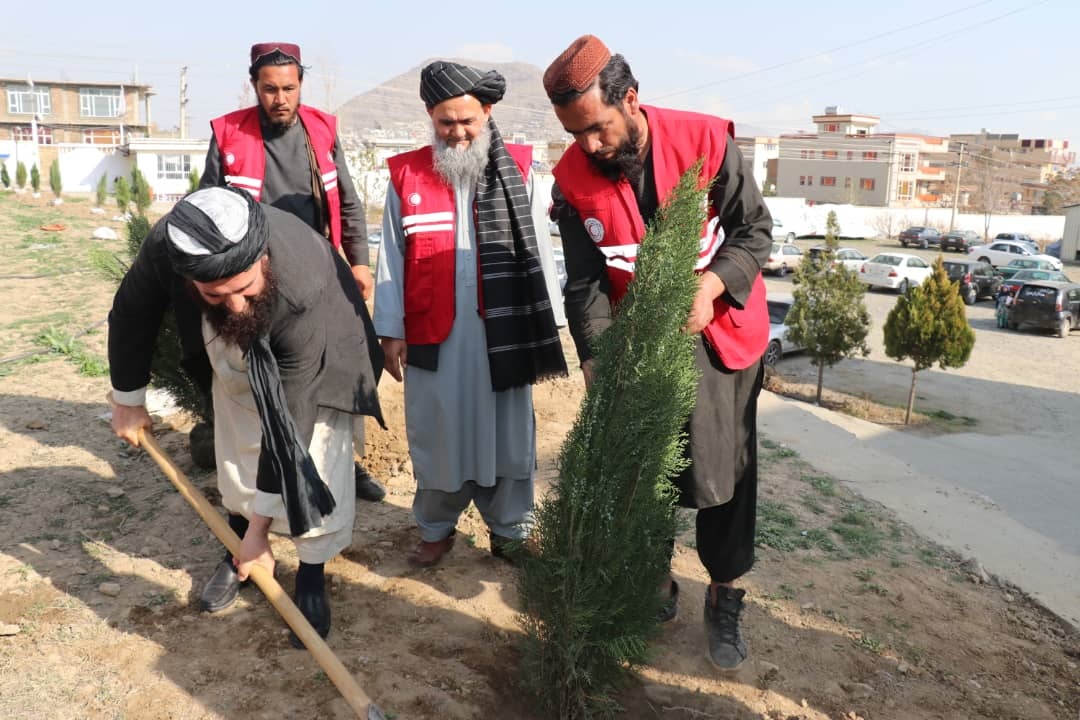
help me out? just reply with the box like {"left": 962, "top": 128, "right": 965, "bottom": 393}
{"left": 652, "top": 0, "right": 998, "bottom": 102}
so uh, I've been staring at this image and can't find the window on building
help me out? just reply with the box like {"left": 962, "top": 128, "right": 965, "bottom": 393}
{"left": 157, "top": 154, "right": 192, "bottom": 180}
{"left": 898, "top": 180, "right": 913, "bottom": 199}
{"left": 860, "top": 178, "right": 875, "bottom": 190}
{"left": 7, "top": 85, "right": 51, "bottom": 115}
{"left": 847, "top": 151, "right": 854, "bottom": 160}
{"left": 765, "top": 143, "right": 776, "bottom": 151}
{"left": 862, "top": 151, "right": 878, "bottom": 161}
{"left": 83, "top": 128, "right": 120, "bottom": 145}
{"left": 799, "top": 175, "right": 806, "bottom": 186}
{"left": 900, "top": 153, "right": 915, "bottom": 172}
{"left": 823, "top": 150, "right": 837, "bottom": 160}
{"left": 807, "top": 176, "right": 814, "bottom": 185}
{"left": 844, "top": 177, "right": 852, "bottom": 188}
{"left": 80, "top": 87, "right": 123, "bottom": 118}
{"left": 800, "top": 149, "right": 809, "bottom": 159}
{"left": 11, "top": 126, "right": 53, "bottom": 144}
{"left": 821, "top": 176, "right": 836, "bottom": 187}
{"left": 824, "top": 123, "right": 840, "bottom": 133}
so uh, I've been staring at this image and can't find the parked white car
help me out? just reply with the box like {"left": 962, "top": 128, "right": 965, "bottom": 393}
{"left": 968, "top": 241, "right": 1062, "bottom": 271}
{"left": 860, "top": 253, "right": 933, "bottom": 293}
{"left": 808, "top": 245, "right": 868, "bottom": 272}
{"left": 764, "top": 243, "right": 803, "bottom": 277}
{"left": 765, "top": 294, "right": 802, "bottom": 366}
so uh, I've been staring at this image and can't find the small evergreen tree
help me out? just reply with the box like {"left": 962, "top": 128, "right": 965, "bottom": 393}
{"left": 1, "top": 163, "right": 10, "bottom": 189}
{"left": 30, "top": 164, "right": 41, "bottom": 193}
{"left": 131, "top": 166, "right": 152, "bottom": 215}
{"left": 883, "top": 257, "right": 975, "bottom": 424}
{"left": 115, "top": 176, "right": 130, "bottom": 213}
{"left": 15, "top": 161, "right": 27, "bottom": 189}
{"left": 785, "top": 211, "right": 870, "bottom": 405}
{"left": 95, "top": 174, "right": 108, "bottom": 207}
{"left": 187, "top": 166, "right": 201, "bottom": 193}
{"left": 48, "top": 162, "right": 62, "bottom": 198}
{"left": 518, "top": 163, "right": 706, "bottom": 719}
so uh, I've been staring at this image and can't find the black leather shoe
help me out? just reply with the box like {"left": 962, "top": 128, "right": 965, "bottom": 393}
{"left": 199, "top": 559, "right": 243, "bottom": 613}
{"left": 354, "top": 463, "right": 386, "bottom": 502}
{"left": 290, "top": 587, "right": 331, "bottom": 648}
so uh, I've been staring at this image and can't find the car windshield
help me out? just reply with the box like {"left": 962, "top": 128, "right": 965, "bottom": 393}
{"left": 1014, "top": 270, "right": 1067, "bottom": 282}
{"left": 767, "top": 301, "right": 792, "bottom": 324}
{"left": 868, "top": 255, "right": 901, "bottom": 266}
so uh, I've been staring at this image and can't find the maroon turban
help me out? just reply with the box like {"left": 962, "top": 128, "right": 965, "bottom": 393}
{"left": 543, "top": 35, "right": 612, "bottom": 99}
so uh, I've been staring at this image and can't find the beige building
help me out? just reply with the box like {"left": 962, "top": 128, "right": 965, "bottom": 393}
{"left": 938, "top": 131, "right": 1074, "bottom": 214}
{"left": 776, "top": 107, "right": 947, "bottom": 208}
{"left": 1, "top": 77, "right": 152, "bottom": 186}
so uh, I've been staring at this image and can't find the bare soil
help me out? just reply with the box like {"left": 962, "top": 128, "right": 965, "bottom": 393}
{"left": 1, "top": 192, "right": 1077, "bottom": 720}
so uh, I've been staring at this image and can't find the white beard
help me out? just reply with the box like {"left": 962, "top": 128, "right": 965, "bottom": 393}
{"left": 432, "top": 123, "right": 491, "bottom": 188}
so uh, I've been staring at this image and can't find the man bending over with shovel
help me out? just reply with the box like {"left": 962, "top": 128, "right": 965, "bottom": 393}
{"left": 108, "top": 185, "right": 383, "bottom": 645}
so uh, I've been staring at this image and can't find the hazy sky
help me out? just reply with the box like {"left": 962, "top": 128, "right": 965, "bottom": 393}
{"left": 3, "top": 0, "right": 1075, "bottom": 149}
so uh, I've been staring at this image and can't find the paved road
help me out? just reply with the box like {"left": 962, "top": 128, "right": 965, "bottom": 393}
{"left": 760, "top": 244, "right": 1080, "bottom": 628}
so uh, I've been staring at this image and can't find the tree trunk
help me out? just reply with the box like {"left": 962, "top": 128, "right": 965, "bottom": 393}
{"left": 905, "top": 367, "right": 918, "bottom": 425}
{"left": 816, "top": 363, "right": 825, "bottom": 406}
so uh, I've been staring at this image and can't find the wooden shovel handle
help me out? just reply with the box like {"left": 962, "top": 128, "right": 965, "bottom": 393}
{"left": 137, "top": 429, "right": 385, "bottom": 719}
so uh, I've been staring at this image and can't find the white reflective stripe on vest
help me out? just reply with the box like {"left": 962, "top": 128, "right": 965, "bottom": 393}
{"left": 402, "top": 211, "right": 454, "bottom": 227}
{"left": 404, "top": 223, "right": 454, "bottom": 236}
{"left": 322, "top": 169, "right": 337, "bottom": 184}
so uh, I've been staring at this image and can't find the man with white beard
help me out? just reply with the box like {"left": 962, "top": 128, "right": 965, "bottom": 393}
{"left": 374, "top": 61, "right": 566, "bottom": 568}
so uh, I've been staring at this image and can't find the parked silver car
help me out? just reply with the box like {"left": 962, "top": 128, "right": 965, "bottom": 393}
{"left": 765, "top": 295, "right": 803, "bottom": 366}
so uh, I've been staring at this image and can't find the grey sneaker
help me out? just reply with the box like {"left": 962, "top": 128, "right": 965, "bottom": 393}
{"left": 704, "top": 585, "right": 747, "bottom": 671}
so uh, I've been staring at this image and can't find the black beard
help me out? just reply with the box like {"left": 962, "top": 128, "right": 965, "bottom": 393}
{"left": 588, "top": 119, "right": 644, "bottom": 186}
{"left": 191, "top": 263, "right": 277, "bottom": 352}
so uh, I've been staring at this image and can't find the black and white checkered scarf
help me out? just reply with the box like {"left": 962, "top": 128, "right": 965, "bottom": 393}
{"left": 476, "top": 119, "right": 567, "bottom": 390}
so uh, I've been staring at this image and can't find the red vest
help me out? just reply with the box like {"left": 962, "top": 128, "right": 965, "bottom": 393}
{"left": 387, "top": 143, "right": 533, "bottom": 345}
{"left": 552, "top": 105, "right": 768, "bottom": 370}
{"left": 210, "top": 105, "right": 343, "bottom": 249}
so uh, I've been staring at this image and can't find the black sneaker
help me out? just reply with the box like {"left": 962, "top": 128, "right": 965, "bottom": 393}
{"left": 704, "top": 585, "right": 747, "bottom": 671}
{"left": 657, "top": 579, "right": 679, "bottom": 623}
{"left": 354, "top": 463, "right": 386, "bottom": 502}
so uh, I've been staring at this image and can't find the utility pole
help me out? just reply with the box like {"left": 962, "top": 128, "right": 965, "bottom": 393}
{"left": 179, "top": 66, "right": 189, "bottom": 139}
{"left": 949, "top": 141, "right": 966, "bottom": 232}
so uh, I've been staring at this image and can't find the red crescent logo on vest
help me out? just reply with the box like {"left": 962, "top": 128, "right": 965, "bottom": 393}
{"left": 408, "top": 192, "right": 422, "bottom": 206}
{"left": 584, "top": 217, "right": 605, "bottom": 243}
{"left": 225, "top": 152, "right": 235, "bottom": 165}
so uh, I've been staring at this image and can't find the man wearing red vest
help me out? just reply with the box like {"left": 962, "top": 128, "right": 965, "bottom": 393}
{"left": 201, "top": 42, "right": 386, "bottom": 506}
{"left": 544, "top": 35, "right": 773, "bottom": 672}
{"left": 374, "top": 61, "right": 566, "bottom": 568}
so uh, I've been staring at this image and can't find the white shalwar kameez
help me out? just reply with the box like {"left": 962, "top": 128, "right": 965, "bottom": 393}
{"left": 374, "top": 170, "right": 564, "bottom": 542}
{"left": 204, "top": 320, "right": 356, "bottom": 564}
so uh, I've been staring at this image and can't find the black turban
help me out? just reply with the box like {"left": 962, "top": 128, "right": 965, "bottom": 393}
{"left": 420, "top": 61, "right": 506, "bottom": 108}
{"left": 166, "top": 186, "right": 268, "bottom": 282}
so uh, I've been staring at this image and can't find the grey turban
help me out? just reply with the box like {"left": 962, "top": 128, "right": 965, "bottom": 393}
{"left": 420, "top": 61, "right": 506, "bottom": 108}
{"left": 166, "top": 186, "right": 268, "bottom": 282}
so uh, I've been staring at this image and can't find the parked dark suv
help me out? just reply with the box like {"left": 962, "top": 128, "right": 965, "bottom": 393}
{"left": 1007, "top": 281, "right": 1080, "bottom": 338}
{"left": 942, "top": 259, "right": 1001, "bottom": 305}
{"left": 940, "top": 230, "right": 981, "bottom": 253}
{"left": 898, "top": 226, "right": 941, "bottom": 249}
